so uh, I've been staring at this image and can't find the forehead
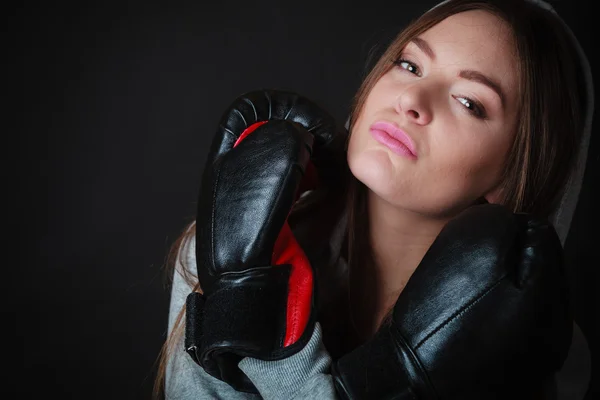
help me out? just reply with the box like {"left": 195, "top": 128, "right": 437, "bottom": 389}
{"left": 420, "top": 10, "right": 516, "bottom": 56}
{"left": 415, "top": 10, "right": 519, "bottom": 94}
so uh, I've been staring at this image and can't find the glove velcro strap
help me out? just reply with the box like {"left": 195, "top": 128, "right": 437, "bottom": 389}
{"left": 184, "top": 265, "right": 315, "bottom": 393}
{"left": 331, "top": 325, "right": 436, "bottom": 400}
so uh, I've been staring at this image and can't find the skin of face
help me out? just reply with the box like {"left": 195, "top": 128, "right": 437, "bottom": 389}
{"left": 348, "top": 10, "right": 520, "bottom": 219}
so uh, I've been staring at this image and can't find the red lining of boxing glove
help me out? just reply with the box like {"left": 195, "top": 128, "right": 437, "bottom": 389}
{"left": 233, "top": 121, "right": 269, "bottom": 147}
{"left": 235, "top": 121, "right": 315, "bottom": 347}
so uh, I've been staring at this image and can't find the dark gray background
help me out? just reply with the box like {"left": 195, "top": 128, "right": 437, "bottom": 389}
{"left": 12, "top": 0, "right": 597, "bottom": 398}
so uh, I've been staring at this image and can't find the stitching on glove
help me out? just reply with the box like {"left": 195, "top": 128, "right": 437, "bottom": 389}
{"left": 414, "top": 276, "right": 507, "bottom": 350}
{"left": 210, "top": 166, "right": 221, "bottom": 272}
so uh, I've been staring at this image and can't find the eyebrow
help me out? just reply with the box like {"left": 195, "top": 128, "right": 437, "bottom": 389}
{"left": 411, "top": 37, "right": 436, "bottom": 61}
{"left": 410, "top": 37, "right": 506, "bottom": 108}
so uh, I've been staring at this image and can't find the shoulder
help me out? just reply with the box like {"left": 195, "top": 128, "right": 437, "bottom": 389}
{"left": 178, "top": 223, "right": 197, "bottom": 275}
{"left": 167, "top": 222, "right": 198, "bottom": 329}
{"left": 173, "top": 222, "right": 196, "bottom": 276}
{"left": 171, "top": 221, "right": 199, "bottom": 291}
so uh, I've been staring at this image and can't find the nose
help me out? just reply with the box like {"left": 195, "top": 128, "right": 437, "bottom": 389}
{"left": 395, "top": 84, "right": 433, "bottom": 125}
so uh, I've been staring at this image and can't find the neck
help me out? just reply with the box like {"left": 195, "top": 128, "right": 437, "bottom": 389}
{"left": 349, "top": 190, "right": 452, "bottom": 340}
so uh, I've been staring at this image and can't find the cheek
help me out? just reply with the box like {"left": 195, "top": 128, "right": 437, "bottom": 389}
{"left": 359, "top": 78, "right": 395, "bottom": 117}
{"left": 431, "top": 135, "right": 509, "bottom": 193}
{"left": 347, "top": 81, "right": 395, "bottom": 171}
{"left": 407, "top": 128, "right": 513, "bottom": 212}
{"left": 347, "top": 128, "right": 372, "bottom": 178}
{"left": 347, "top": 126, "right": 398, "bottom": 196}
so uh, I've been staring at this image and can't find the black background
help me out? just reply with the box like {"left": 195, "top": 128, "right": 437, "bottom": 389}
{"left": 11, "top": 0, "right": 597, "bottom": 398}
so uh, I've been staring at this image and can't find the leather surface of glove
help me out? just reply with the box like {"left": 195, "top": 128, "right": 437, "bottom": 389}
{"left": 331, "top": 204, "right": 573, "bottom": 400}
{"left": 185, "top": 89, "right": 340, "bottom": 393}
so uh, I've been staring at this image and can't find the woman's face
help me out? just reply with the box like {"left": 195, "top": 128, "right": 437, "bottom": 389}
{"left": 348, "top": 10, "right": 520, "bottom": 217}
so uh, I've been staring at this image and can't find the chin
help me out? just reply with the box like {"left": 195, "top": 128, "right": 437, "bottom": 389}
{"left": 348, "top": 148, "right": 399, "bottom": 199}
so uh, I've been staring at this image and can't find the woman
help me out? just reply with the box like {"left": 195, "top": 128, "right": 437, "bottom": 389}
{"left": 155, "top": 0, "right": 593, "bottom": 398}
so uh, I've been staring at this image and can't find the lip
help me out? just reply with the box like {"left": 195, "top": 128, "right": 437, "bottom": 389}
{"left": 369, "top": 121, "right": 418, "bottom": 159}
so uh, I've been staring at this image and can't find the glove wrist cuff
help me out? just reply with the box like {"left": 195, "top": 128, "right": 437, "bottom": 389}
{"left": 184, "top": 265, "right": 315, "bottom": 393}
{"left": 332, "top": 326, "right": 435, "bottom": 400}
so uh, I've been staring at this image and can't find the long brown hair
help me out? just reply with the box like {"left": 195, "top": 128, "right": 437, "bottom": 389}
{"left": 153, "top": 0, "right": 584, "bottom": 397}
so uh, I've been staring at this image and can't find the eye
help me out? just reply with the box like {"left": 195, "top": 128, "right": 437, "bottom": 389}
{"left": 393, "top": 58, "right": 422, "bottom": 77}
{"left": 393, "top": 55, "right": 488, "bottom": 120}
{"left": 453, "top": 95, "right": 487, "bottom": 119}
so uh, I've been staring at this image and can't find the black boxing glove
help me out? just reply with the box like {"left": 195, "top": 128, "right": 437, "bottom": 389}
{"left": 184, "top": 89, "right": 340, "bottom": 393}
{"left": 331, "top": 204, "right": 572, "bottom": 399}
